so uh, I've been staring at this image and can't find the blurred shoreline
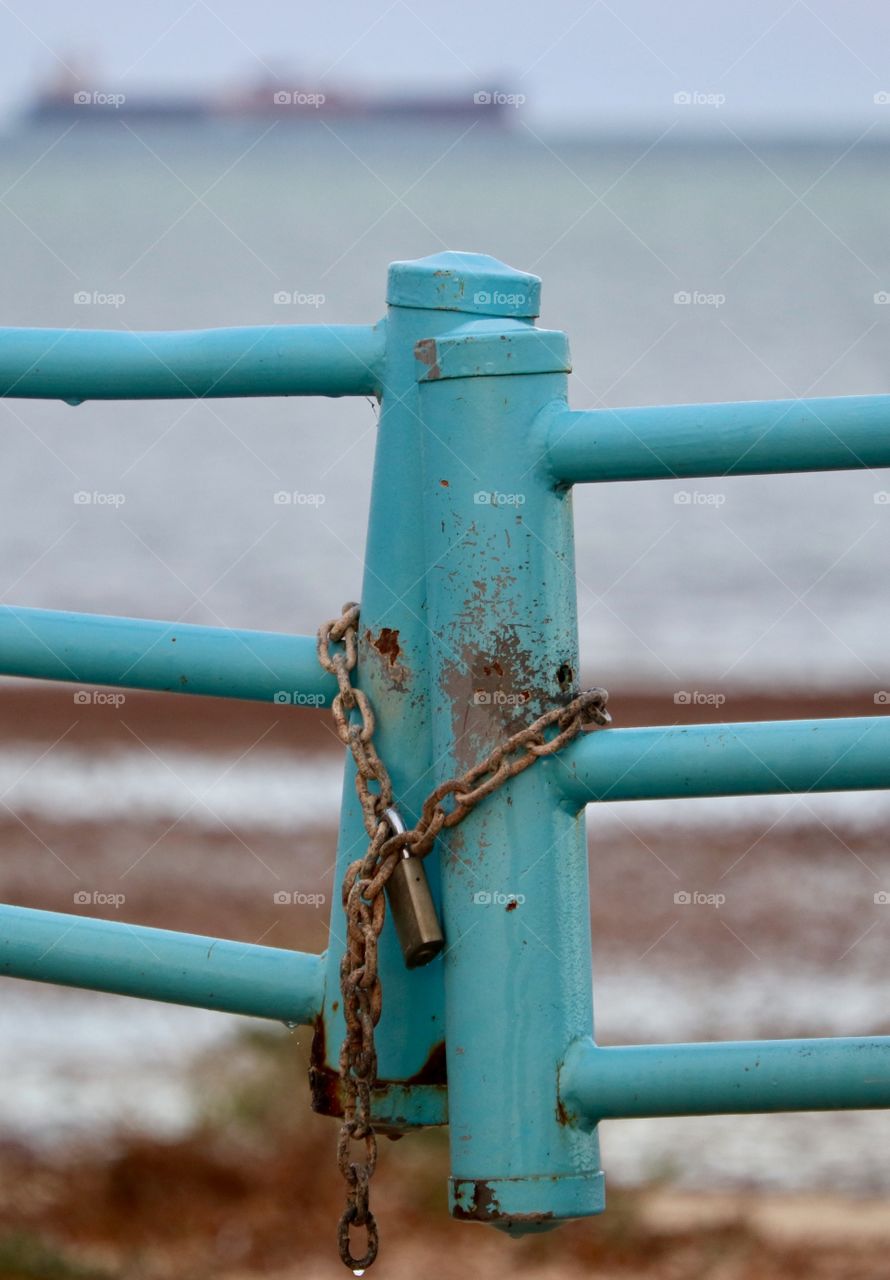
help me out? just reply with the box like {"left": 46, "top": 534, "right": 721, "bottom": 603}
{"left": 2, "top": 677, "right": 885, "bottom": 749}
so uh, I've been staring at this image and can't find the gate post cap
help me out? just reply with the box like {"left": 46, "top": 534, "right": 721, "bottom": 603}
{"left": 387, "top": 251, "right": 541, "bottom": 319}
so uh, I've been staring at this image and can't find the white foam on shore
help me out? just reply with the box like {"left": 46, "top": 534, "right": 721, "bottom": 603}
{"left": 0, "top": 746, "right": 345, "bottom": 831}
{"left": 1, "top": 746, "right": 890, "bottom": 834}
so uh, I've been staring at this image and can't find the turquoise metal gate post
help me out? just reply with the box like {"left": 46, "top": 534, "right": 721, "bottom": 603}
{"left": 411, "top": 260, "right": 604, "bottom": 1226}
{"left": 2, "top": 251, "right": 890, "bottom": 1260}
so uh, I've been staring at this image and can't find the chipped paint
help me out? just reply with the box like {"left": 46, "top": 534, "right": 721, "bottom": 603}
{"left": 441, "top": 623, "right": 555, "bottom": 772}
{"left": 451, "top": 1180, "right": 499, "bottom": 1221}
{"left": 451, "top": 1179, "right": 558, "bottom": 1228}
{"left": 414, "top": 337, "right": 440, "bottom": 380}
{"left": 362, "top": 626, "right": 411, "bottom": 695}
{"left": 370, "top": 626, "right": 401, "bottom": 666}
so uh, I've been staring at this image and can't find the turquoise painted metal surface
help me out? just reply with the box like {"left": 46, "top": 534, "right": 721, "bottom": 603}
{"left": 0, "top": 606, "right": 337, "bottom": 705}
{"left": 415, "top": 275, "right": 603, "bottom": 1228}
{"left": 0, "top": 904, "right": 323, "bottom": 1023}
{"left": 553, "top": 716, "right": 890, "bottom": 806}
{"left": 544, "top": 394, "right": 890, "bottom": 482}
{"left": 0, "top": 323, "right": 384, "bottom": 400}
{"left": 560, "top": 1036, "right": 890, "bottom": 1122}
{"left": 0, "top": 250, "right": 888, "bottom": 1238}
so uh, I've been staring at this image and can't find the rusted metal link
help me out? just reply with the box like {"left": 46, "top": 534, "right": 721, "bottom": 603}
{"left": 337, "top": 1204, "right": 379, "bottom": 1271}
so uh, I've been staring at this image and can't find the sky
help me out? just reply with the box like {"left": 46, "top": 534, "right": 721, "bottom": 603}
{"left": 1, "top": 0, "right": 890, "bottom": 134}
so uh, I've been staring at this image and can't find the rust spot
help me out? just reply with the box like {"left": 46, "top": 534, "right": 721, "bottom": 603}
{"left": 505, "top": 899, "right": 518, "bottom": 912}
{"left": 309, "top": 1019, "right": 446, "bottom": 1121}
{"left": 440, "top": 479, "right": 449, "bottom": 487}
{"left": 414, "top": 338, "right": 441, "bottom": 379}
{"left": 405, "top": 1040, "right": 447, "bottom": 1086}
{"left": 308, "top": 1016, "right": 342, "bottom": 1117}
{"left": 453, "top": 1181, "right": 558, "bottom": 1227}
{"left": 370, "top": 627, "right": 401, "bottom": 666}
{"left": 556, "top": 662, "right": 574, "bottom": 691}
{"left": 443, "top": 625, "right": 557, "bottom": 771}
{"left": 309, "top": 1067, "right": 342, "bottom": 1118}
{"left": 556, "top": 1095, "right": 571, "bottom": 1126}
{"left": 452, "top": 1181, "right": 499, "bottom": 1222}
{"left": 363, "top": 628, "right": 411, "bottom": 695}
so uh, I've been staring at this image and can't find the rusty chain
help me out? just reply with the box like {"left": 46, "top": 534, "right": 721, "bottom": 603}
{"left": 317, "top": 602, "right": 610, "bottom": 1271}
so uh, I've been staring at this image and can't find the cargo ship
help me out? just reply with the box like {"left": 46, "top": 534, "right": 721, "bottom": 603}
{"left": 23, "top": 69, "right": 515, "bottom": 127}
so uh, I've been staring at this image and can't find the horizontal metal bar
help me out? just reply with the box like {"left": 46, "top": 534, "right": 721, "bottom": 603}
{"left": 552, "top": 717, "right": 890, "bottom": 809}
{"left": 544, "top": 395, "right": 890, "bottom": 483}
{"left": 561, "top": 1036, "right": 890, "bottom": 1125}
{"left": 0, "top": 323, "right": 384, "bottom": 400}
{"left": 0, "top": 606, "right": 337, "bottom": 705}
{"left": 0, "top": 904, "right": 324, "bottom": 1024}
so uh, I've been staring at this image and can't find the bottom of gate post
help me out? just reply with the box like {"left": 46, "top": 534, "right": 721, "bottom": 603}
{"left": 449, "top": 1171, "right": 605, "bottom": 1233}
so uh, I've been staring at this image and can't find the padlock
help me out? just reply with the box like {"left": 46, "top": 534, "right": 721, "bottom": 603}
{"left": 383, "top": 806, "right": 445, "bottom": 968}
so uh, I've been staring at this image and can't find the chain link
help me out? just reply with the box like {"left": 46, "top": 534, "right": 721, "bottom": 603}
{"left": 317, "top": 602, "right": 610, "bottom": 1270}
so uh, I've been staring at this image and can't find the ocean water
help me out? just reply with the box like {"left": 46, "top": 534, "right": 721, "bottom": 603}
{"left": 0, "top": 123, "right": 888, "bottom": 688}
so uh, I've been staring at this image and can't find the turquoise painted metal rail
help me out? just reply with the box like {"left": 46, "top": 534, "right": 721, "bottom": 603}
{"left": 1, "top": 251, "right": 889, "bottom": 1249}
{"left": 0, "top": 324, "right": 384, "bottom": 400}
{"left": 0, "top": 606, "right": 337, "bottom": 703}
{"left": 0, "top": 904, "right": 324, "bottom": 1023}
